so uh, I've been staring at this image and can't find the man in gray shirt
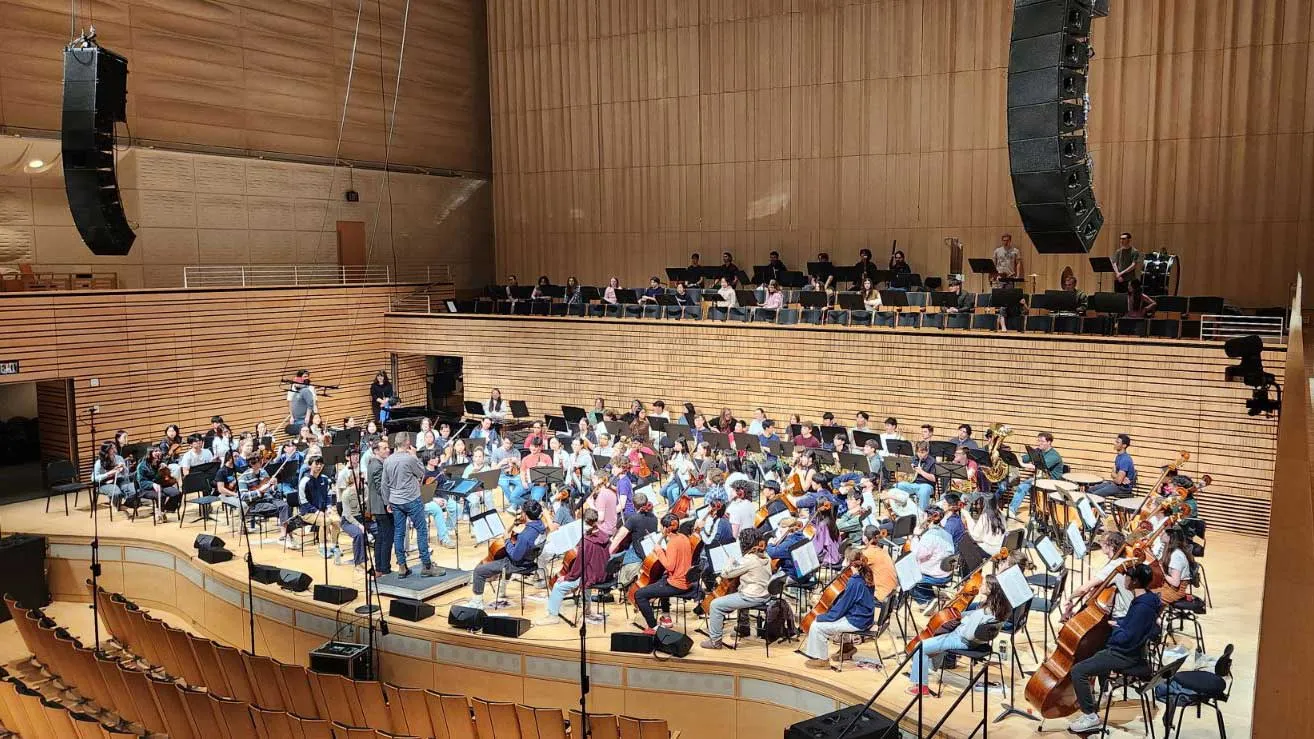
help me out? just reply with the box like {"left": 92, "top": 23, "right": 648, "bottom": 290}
{"left": 288, "top": 369, "right": 317, "bottom": 433}
{"left": 382, "top": 432, "right": 439, "bottom": 578}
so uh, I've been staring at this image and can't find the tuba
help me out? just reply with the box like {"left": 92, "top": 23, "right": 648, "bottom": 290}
{"left": 983, "top": 423, "right": 1014, "bottom": 484}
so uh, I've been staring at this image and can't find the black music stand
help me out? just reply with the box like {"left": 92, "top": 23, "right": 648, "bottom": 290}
{"left": 1089, "top": 256, "right": 1115, "bottom": 293}
{"left": 885, "top": 439, "right": 914, "bottom": 458}
{"left": 703, "top": 431, "right": 732, "bottom": 454}
{"left": 837, "top": 452, "right": 869, "bottom": 473}
{"left": 968, "top": 257, "right": 997, "bottom": 294}
{"left": 852, "top": 430, "right": 883, "bottom": 452}
{"left": 561, "top": 405, "right": 587, "bottom": 425}
{"left": 927, "top": 441, "right": 957, "bottom": 460}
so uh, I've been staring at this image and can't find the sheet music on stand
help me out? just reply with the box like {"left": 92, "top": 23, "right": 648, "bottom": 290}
{"left": 470, "top": 510, "right": 507, "bottom": 544}
{"left": 709, "top": 541, "right": 743, "bottom": 575}
{"left": 1076, "top": 496, "right": 1100, "bottom": 530}
{"left": 895, "top": 552, "right": 923, "bottom": 593}
{"left": 545, "top": 519, "right": 583, "bottom": 557}
{"left": 1035, "top": 536, "right": 1064, "bottom": 571}
{"left": 995, "top": 564, "right": 1034, "bottom": 609}
{"left": 640, "top": 531, "right": 663, "bottom": 557}
{"left": 1066, "top": 522, "right": 1088, "bottom": 560}
{"left": 790, "top": 539, "right": 821, "bottom": 580}
{"left": 768, "top": 508, "right": 791, "bottom": 530}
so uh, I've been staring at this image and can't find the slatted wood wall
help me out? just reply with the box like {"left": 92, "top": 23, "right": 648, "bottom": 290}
{"left": 0, "top": 286, "right": 402, "bottom": 475}
{"left": 388, "top": 314, "right": 1283, "bottom": 534}
{"left": 0, "top": 0, "right": 490, "bottom": 172}
{"left": 34, "top": 378, "right": 73, "bottom": 465}
{"left": 486, "top": 0, "right": 1314, "bottom": 308}
{"left": 0, "top": 140, "right": 493, "bottom": 289}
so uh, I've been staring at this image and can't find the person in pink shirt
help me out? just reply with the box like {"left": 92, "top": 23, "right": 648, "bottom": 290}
{"left": 588, "top": 471, "right": 619, "bottom": 538}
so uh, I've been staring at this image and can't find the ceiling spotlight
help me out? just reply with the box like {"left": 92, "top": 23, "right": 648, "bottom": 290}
{"left": 27, "top": 159, "right": 44, "bottom": 168}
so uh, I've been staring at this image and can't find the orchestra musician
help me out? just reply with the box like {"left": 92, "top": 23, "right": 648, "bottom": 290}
{"left": 792, "top": 422, "right": 821, "bottom": 449}
{"left": 491, "top": 437, "right": 526, "bottom": 509}
{"left": 943, "top": 277, "right": 975, "bottom": 314}
{"left": 133, "top": 446, "right": 181, "bottom": 523}
{"left": 471, "top": 417, "right": 500, "bottom": 446}
{"left": 908, "top": 509, "right": 955, "bottom": 609}
{"left": 765, "top": 251, "right": 789, "bottom": 282}
{"left": 861, "top": 526, "right": 899, "bottom": 602}
{"left": 961, "top": 492, "right": 1006, "bottom": 555}
{"left": 802, "top": 551, "right": 876, "bottom": 670}
{"left": 1153, "top": 526, "right": 1195, "bottom": 606}
{"left": 766, "top": 517, "right": 811, "bottom": 583}
{"left": 888, "top": 250, "right": 911, "bottom": 276}
{"left": 908, "top": 574, "right": 1012, "bottom": 695}
{"left": 158, "top": 424, "right": 184, "bottom": 457}
{"left": 485, "top": 387, "right": 509, "bottom": 421}
{"left": 1089, "top": 433, "right": 1137, "bottom": 499}
{"left": 1111, "top": 232, "right": 1141, "bottom": 293}
{"left": 465, "top": 501, "right": 547, "bottom": 611}
{"left": 1005, "top": 431, "right": 1066, "bottom": 518}
{"left": 337, "top": 451, "right": 368, "bottom": 569}
{"left": 371, "top": 370, "right": 395, "bottom": 423}
{"left": 701, "top": 528, "right": 773, "bottom": 650}
{"left": 285, "top": 456, "right": 340, "bottom": 552}
{"left": 287, "top": 369, "right": 317, "bottom": 434}
{"left": 1062, "top": 531, "right": 1134, "bottom": 621}
{"left": 634, "top": 512, "right": 695, "bottom": 635}
{"left": 1065, "top": 564, "right": 1161, "bottom": 734}
{"left": 992, "top": 233, "right": 1022, "bottom": 288}
{"left": 178, "top": 435, "right": 214, "bottom": 478}
{"left": 535, "top": 508, "right": 611, "bottom": 627}
{"left": 565, "top": 437, "right": 594, "bottom": 493}
{"left": 92, "top": 440, "right": 132, "bottom": 511}
{"left": 660, "top": 439, "right": 696, "bottom": 506}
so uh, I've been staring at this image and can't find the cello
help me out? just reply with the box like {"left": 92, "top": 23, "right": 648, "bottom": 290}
{"left": 904, "top": 549, "right": 1010, "bottom": 654}
{"left": 626, "top": 532, "right": 703, "bottom": 606}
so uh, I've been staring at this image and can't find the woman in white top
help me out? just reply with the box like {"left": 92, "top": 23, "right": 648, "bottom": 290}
{"left": 661, "top": 440, "right": 696, "bottom": 506}
{"left": 550, "top": 435, "right": 571, "bottom": 470}
{"left": 93, "top": 440, "right": 132, "bottom": 508}
{"left": 908, "top": 576, "right": 1012, "bottom": 693}
{"left": 210, "top": 425, "right": 234, "bottom": 461}
{"left": 1154, "top": 526, "right": 1194, "bottom": 605}
{"left": 716, "top": 277, "right": 738, "bottom": 308}
{"left": 961, "top": 493, "right": 1006, "bottom": 555}
{"left": 416, "top": 429, "right": 438, "bottom": 453}
{"left": 603, "top": 277, "right": 620, "bottom": 304}
{"left": 486, "top": 388, "right": 508, "bottom": 421}
{"left": 762, "top": 280, "right": 784, "bottom": 310}
{"left": 861, "top": 277, "right": 883, "bottom": 310}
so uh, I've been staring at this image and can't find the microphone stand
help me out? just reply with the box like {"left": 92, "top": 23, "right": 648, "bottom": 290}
{"left": 88, "top": 406, "right": 102, "bottom": 652}
{"left": 576, "top": 514, "right": 590, "bottom": 739}
{"left": 237, "top": 485, "right": 258, "bottom": 654}
{"left": 349, "top": 453, "right": 388, "bottom": 706}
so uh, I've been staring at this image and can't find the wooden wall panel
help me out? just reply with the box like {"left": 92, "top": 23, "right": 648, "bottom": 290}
{"left": 35, "top": 378, "right": 73, "bottom": 465}
{"left": 0, "top": 285, "right": 401, "bottom": 475}
{"left": 387, "top": 314, "right": 1283, "bottom": 534}
{"left": 488, "top": 0, "right": 1314, "bottom": 308}
{"left": 1255, "top": 280, "right": 1311, "bottom": 735}
{"left": 0, "top": 138, "right": 494, "bottom": 290}
{"left": 0, "top": 0, "right": 491, "bottom": 173}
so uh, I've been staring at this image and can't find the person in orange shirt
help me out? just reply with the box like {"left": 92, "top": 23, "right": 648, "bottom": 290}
{"left": 635, "top": 513, "right": 694, "bottom": 634}
{"left": 860, "top": 525, "right": 899, "bottom": 603}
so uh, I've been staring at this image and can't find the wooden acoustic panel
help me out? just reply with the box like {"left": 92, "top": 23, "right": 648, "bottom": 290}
{"left": 0, "top": 285, "right": 403, "bottom": 476}
{"left": 0, "top": 0, "right": 491, "bottom": 173}
{"left": 486, "top": 0, "right": 1314, "bottom": 308}
{"left": 387, "top": 314, "right": 1282, "bottom": 535}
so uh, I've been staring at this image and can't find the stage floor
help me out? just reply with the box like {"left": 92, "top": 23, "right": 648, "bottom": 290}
{"left": 0, "top": 495, "right": 1261, "bottom": 739}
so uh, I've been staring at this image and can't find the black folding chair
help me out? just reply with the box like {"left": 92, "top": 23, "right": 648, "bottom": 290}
{"left": 45, "top": 459, "right": 91, "bottom": 516}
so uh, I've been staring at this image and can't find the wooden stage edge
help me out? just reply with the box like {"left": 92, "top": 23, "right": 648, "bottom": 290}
{"left": 0, "top": 496, "right": 1261, "bottom": 739}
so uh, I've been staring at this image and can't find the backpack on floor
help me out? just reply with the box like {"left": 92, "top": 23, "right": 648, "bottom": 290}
{"left": 761, "top": 597, "right": 798, "bottom": 643}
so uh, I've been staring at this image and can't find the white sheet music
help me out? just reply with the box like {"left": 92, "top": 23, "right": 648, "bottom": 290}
{"left": 545, "top": 519, "right": 583, "bottom": 558}
{"left": 995, "top": 564, "right": 1034, "bottom": 609}
{"left": 791, "top": 540, "right": 821, "bottom": 579}
{"left": 1077, "top": 496, "right": 1099, "bottom": 530}
{"left": 694, "top": 504, "right": 710, "bottom": 521}
{"left": 470, "top": 511, "right": 506, "bottom": 544}
{"left": 768, "top": 509, "right": 791, "bottom": 530}
{"left": 895, "top": 552, "right": 922, "bottom": 593}
{"left": 1066, "top": 522, "right": 1088, "bottom": 560}
{"left": 1036, "top": 536, "right": 1064, "bottom": 571}
{"left": 640, "top": 531, "right": 663, "bottom": 557}
{"left": 863, "top": 511, "right": 881, "bottom": 529}
{"left": 709, "top": 541, "right": 743, "bottom": 575}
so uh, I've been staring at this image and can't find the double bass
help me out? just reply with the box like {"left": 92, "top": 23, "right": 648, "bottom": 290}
{"left": 905, "top": 549, "right": 1010, "bottom": 654}
{"left": 1128, "top": 451, "right": 1190, "bottom": 530}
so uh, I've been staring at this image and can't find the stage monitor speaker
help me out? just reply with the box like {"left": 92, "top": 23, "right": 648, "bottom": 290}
{"left": 197, "top": 546, "right": 233, "bottom": 564}
{"left": 610, "top": 632, "right": 654, "bottom": 654}
{"left": 193, "top": 534, "right": 225, "bottom": 550}
{"left": 61, "top": 45, "right": 135, "bottom": 257}
{"left": 448, "top": 605, "right": 485, "bottom": 630}
{"left": 482, "top": 615, "right": 531, "bottom": 638}
{"left": 784, "top": 705, "right": 900, "bottom": 739}
{"left": 312, "top": 585, "right": 358, "bottom": 605}
{"left": 277, "top": 569, "right": 312, "bottom": 593}
{"left": 390, "top": 598, "right": 435, "bottom": 622}
{"left": 250, "top": 563, "right": 281, "bottom": 585}
{"left": 0, "top": 535, "right": 49, "bottom": 623}
{"left": 653, "top": 627, "right": 693, "bottom": 657}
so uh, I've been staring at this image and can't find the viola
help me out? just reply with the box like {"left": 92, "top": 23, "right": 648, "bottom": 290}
{"left": 157, "top": 464, "right": 177, "bottom": 489}
{"left": 905, "top": 549, "right": 1009, "bottom": 654}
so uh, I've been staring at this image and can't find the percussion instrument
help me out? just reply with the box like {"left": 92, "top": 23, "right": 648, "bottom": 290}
{"left": 1062, "top": 471, "right": 1103, "bottom": 486}
{"left": 1111, "top": 497, "right": 1141, "bottom": 529}
{"left": 1047, "top": 493, "right": 1078, "bottom": 528}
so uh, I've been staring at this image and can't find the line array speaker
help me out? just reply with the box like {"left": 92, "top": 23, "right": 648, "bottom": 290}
{"left": 1006, "top": 0, "right": 1104, "bottom": 254}
{"left": 61, "top": 45, "right": 135, "bottom": 256}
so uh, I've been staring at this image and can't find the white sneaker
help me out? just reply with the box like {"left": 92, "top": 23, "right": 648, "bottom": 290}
{"left": 532, "top": 616, "right": 559, "bottom": 627}
{"left": 466, "top": 597, "right": 484, "bottom": 610}
{"left": 1067, "top": 713, "right": 1102, "bottom": 733}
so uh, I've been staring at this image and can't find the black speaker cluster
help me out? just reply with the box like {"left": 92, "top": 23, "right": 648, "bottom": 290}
{"left": 61, "top": 45, "right": 136, "bottom": 256}
{"left": 1007, "top": 0, "right": 1104, "bottom": 253}
{"left": 193, "top": 534, "right": 233, "bottom": 564}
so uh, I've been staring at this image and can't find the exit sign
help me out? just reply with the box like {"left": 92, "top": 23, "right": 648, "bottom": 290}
{"left": 0, "top": 360, "right": 18, "bottom": 375}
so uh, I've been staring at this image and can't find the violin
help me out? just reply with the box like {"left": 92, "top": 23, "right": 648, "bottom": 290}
{"left": 905, "top": 549, "right": 1010, "bottom": 654}
{"left": 157, "top": 464, "right": 177, "bottom": 489}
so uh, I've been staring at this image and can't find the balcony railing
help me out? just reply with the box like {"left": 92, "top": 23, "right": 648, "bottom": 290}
{"left": 182, "top": 264, "right": 449, "bottom": 289}
{"left": 1200, "top": 314, "right": 1287, "bottom": 344}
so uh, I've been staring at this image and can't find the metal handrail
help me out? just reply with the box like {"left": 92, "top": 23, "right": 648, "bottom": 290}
{"left": 1199, "top": 314, "right": 1286, "bottom": 343}
{"left": 182, "top": 264, "right": 449, "bottom": 288}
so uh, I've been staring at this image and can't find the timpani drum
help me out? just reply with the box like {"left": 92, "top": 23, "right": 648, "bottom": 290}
{"left": 1064, "top": 471, "right": 1103, "bottom": 488}
{"left": 1112, "top": 497, "right": 1141, "bottom": 528}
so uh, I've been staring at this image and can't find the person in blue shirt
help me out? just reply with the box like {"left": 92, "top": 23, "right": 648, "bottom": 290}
{"left": 465, "top": 501, "right": 547, "bottom": 610}
{"left": 470, "top": 417, "right": 501, "bottom": 447}
{"left": 908, "top": 575, "right": 1012, "bottom": 693}
{"left": 1089, "top": 433, "right": 1137, "bottom": 499}
{"left": 285, "top": 456, "right": 337, "bottom": 549}
{"left": 802, "top": 551, "right": 876, "bottom": 669}
{"left": 941, "top": 493, "right": 966, "bottom": 546}
{"left": 766, "top": 518, "right": 811, "bottom": 582}
{"left": 1005, "top": 431, "right": 1066, "bottom": 517}
{"left": 269, "top": 441, "right": 304, "bottom": 494}
{"left": 1066, "top": 564, "right": 1162, "bottom": 733}
{"left": 894, "top": 442, "right": 938, "bottom": 510}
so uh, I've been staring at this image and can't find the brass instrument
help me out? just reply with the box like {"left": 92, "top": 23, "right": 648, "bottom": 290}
{"left": 949, "top": 475, "right": 976, "bottom": 494}
{"left": 983, "top": 423, "right": 1014, "bottom": 484}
